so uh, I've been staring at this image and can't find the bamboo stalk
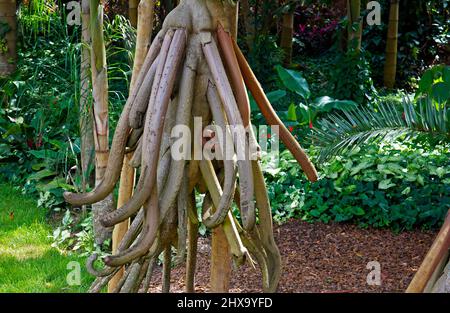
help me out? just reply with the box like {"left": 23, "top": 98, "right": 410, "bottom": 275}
{"left": 80, "top": 0, "right": 95, "bottom": 197}
{"left": 232, "top": 39, "right": 318, "bottom": 182}
{"left": 280, "top": 10, "right": 294, "bottom": 67}
{"left": 383, "top": 0, "right": 399, "bottom": 89}
{"left": 90, "top": 0, "right": 114, "bottom": 244}
{"left": 406, "top": 210, "right": 450, "bottom": 293}
{"left": 347, "top": 0, "right": 362, "bottom": 52}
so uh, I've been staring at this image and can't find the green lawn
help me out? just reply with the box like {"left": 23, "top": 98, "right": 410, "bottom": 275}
{"left": 0, "top": 184, "right": 94, "bottom": 292}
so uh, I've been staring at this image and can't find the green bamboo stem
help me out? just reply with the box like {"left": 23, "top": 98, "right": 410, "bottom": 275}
{"left": 383, "top": 0, "right": 400, "bottom": 89}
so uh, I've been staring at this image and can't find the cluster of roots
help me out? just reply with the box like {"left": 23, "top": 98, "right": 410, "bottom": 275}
{"left": 64, "top": 0, "right": 317, "bottom": 293}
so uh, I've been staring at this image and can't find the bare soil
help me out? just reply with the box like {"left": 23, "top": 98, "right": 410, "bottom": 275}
{"left": 148, "top": 219, "right": 436, "bottom": 293}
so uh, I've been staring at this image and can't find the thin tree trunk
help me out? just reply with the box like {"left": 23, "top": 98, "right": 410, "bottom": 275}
{"left": 280, "top": 9, "right": 294, "bottom": 67}
{"left": 129, "top": 0, "right": 138, "bottom": 27}
{"left": 90, "top": 0, "right": 114, "bottom": 245}
{"left": 80, "top": 0, "right": 95, "bottom": 199}
{"left": 347, "top": 0, "right": 362, "bottom": 52}
{"left": 383, "top": 0, "right": 399, "bottom": 89}
{"left": 108, "top": 0, "right": 155, "bottom": 292}
{"left": 0, "top": 0, "right": 17, "bottom": 76}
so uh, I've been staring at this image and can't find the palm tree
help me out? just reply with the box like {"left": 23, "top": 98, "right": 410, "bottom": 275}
{"left": 383, "top": 0, "right": 400, "bottom": 89}
{"left": 0, "top": 0, "right": 17, "bottom": 76}
{"left": 311, "top": 97, "right": 449, "bottom": 162}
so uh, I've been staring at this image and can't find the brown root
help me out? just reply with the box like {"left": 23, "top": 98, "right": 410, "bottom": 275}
{"left": 232, "top": 38, "right": 318, "bottom": 182}
{"left": 201, "top": 32, "right": 255, "bottom": 231}
{"left": 63, "top": 35, "right": 163, "bottom": 206}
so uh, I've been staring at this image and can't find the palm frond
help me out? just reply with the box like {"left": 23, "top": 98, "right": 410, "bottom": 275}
{"left": 310, "top": 97, "right": 450, "bottom": 162}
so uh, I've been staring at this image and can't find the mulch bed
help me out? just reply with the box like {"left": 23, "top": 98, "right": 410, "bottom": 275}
{"left": 148, "top": 219, "right": 437, "bottom": 293}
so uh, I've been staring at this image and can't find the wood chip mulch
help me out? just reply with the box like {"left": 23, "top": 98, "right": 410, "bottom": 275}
{"left": 148, "top": 219, "right": 437, "bottom": 293}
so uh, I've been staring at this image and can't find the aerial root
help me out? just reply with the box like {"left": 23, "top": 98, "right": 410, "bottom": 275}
{"left": 67, "top": 13, "right": 317, "bottom": 292}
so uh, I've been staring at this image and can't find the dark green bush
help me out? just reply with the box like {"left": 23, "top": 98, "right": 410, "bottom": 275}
{"left": 263, "top": 142, "right": 450, "bottom": 230}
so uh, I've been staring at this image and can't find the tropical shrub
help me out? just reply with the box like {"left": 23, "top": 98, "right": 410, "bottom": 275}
{"left": 263, "top": 143, "right": 450, "bottom": 230}
{"left": 0, "top": 7, "right": 135, "bottom": 211}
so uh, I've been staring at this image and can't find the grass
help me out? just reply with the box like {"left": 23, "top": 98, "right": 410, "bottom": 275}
{"left": 0, "top": 184, "right": 94, "bottom": 292}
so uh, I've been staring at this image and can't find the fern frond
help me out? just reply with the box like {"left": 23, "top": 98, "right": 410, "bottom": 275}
{"left": 310, "top": 98, "right": 450, "bottom": 162}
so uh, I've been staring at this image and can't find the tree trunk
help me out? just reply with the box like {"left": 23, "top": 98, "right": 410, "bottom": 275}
{"left": 129, "top": 0, "right": 138, "bottom": 27}
{"left": 80, "top": 0, "right": 95, "bottom": 198}
{"left": 0, "top": 0, "right": 16, "bottom": 76}
{"left": 347, "top": 0, "right": 362, "bottom": 52}
{"left": 90, "top": 0, "right": 114, "bottom": 245}
{"left": 383, "top": 0, "right": 399, "bottom": 89}
{"left": 108, "top": 0, "right": 155, "bottom": 292}
{"left": 280, "top": 9, "right": 294, "bottom": 67}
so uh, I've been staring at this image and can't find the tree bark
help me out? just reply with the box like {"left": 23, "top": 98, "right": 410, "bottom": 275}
{"left": 383, "top": 0, "right": 399, "bottom": 89}
{"left": 0, "top": 0, "right": 17, "bottom": 76}
{"left": 90, "top": 0, "right": 114, "bottom": 245}
{"left": 80, "top": 0, "right": 95, "bottom": 198}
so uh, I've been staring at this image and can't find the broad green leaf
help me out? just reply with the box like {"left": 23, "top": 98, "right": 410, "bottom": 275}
{"left": 311, "top": 96, "right": 358, "bottom": 112}
{"left": 431, "top": 82, "right": 450, "bottom": 102}
{"left": 28, "top": 168, "right": 57, "bottom": 181}
{"left": 287, "top": 103, "right": 297, "bottom": 121}
{"left": 378, "top": 179, "right": 396, "bottom": 190}
{"left": 352, "top": 207, "right": 365, "bottom": 216}
{"left": 436, "top": 167, "right": 446, "bottom": 178}
{"left": 350, "top": 161, "right": 372, "bottom": 176}
{"left": 275, "top": 65, "right": 310, "bottom": 99}
{"left": 266, "top": 90, "right": 286, "bottom": 104}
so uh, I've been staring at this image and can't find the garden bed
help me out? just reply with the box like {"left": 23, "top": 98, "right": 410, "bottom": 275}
{"left": 148, "top": 219, "right": 436, "bottom": 293}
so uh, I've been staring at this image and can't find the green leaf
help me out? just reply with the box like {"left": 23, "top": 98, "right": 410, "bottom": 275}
{"left": 431, "top": 82, "right": 450, "bottom": 102}
{"left": 28, "top": 169, "right": 57, "bottom": 181}
{"left": 378, "top": 179, "right": 396, "bottom": 190}
{"left": 311, "top": 96, "right": 358, "bottom": 113}
{"left": 287, "top": 103, "right": 297, "bottom": 121}
{"left": 401, "top": 187, "right": 411, "bottom": 195}
{"left": 266, "top": 90, "right": 286, "bottom": 103}
{"left": 249, "top": 90, "right": 286, "bottom": 113}
{"left": 275, "top": 65, "right": 310, "bottom": 99}
{"left": 352, "top": 207, "right": 365, "bottom": 216}
{"left": 436, "top": 167, "right": 446, "bottom": 178}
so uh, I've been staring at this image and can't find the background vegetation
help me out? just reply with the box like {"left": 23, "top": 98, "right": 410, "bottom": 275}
{"left": 0, "top": 0, "right": 449, "bottom": 263}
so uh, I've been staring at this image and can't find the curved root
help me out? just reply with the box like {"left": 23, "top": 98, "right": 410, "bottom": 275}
{"left": 72, "top": 1, "right": 318, "bottom": 293}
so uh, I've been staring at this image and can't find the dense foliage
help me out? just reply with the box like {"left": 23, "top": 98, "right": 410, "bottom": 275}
{"left": 0, "top": 7, "right": 134, "bottom": 212}
{"left": 264, "top": 143, "right": 450, "bottom": 231}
